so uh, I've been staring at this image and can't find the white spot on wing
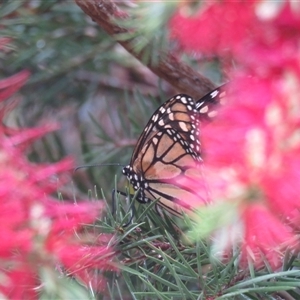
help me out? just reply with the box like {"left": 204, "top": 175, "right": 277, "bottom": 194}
{"left": 152, "top": 114, "right": 159, "bottom": 122}
{"left": 158, "top": 119, "right": 165, "bottom": 126}
{"left": 179, "top": 121, "right": 188, "bottom": 132}
{"left": 211, "top": 90, "right": 219, "bottom": 98}
{"left": 153, "top": 137, "right": 158, "bottom": 144}
{"left": 181, "top": 97, "right": 187, "bottom": 104}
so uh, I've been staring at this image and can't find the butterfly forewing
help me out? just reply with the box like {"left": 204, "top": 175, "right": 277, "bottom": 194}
{"left": 130, "top": 94, "right": 201, "bottom": 164}
{"left": 196, "top": 85, "right": 227, "bottom": 122}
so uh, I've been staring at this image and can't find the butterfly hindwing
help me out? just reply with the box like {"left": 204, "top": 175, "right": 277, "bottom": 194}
{"left": 124, "top": 128, "right": 205, "bottom": 216}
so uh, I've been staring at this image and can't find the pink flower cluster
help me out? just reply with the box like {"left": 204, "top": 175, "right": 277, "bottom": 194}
{"left": 0, "top": 40, "right": 117, "bottom": 298}
{"left": 170, "top": 2, "right": 300, "bottom": 268}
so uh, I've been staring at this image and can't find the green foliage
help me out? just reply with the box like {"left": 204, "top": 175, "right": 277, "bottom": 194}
{"left": 96, "top": 190, "right": 300, "bottom": 299}
{"left": 114, "top": 2, "right": 176, "bottom": 65}
{"left": 39, "top": 268, "right": 93, "bottom": 300}
{"left": 1, "top": 0, "right": 117, "bottom": 106}
{"left": 189, "top": 202, "right": 239, "bottom": 240}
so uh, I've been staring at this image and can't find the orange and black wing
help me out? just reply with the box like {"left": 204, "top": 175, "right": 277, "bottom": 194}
{"left": 196, "top": 84, "right": 227, "bottom": 122}
{"left": 122, "top": 86, "right": 226, "bottom": 218}
{"left": 130, "top": 94, "right": 202, "bottom": 164}
{"left": 123, "top": 94, "right": 204, "bottom": 214}
{"left": 132, "top": 128, "right": 207, "bottom": 217}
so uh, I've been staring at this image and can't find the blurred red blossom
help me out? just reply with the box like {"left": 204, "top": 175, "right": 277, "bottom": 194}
{"left": 241, "top": 204, "right": 295, "bottom": 268}
{"left": 170, "top": 2, "right": 300, "bottom": 74}
{"left": 0, "top": 71, "right": 117, "bottom": 298}
{"left": 170, "top": 1, "right": 300, "bottom": 268}
{"left": 170, "top": 2, "right": 258, "bottom": 58}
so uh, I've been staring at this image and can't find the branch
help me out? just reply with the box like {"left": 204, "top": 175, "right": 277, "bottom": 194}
{"left": 74, "top": 0, "right": 216, "bottom": 98}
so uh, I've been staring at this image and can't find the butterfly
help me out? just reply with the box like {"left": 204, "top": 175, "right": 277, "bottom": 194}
{"left": 122, "top": 85, "right": 226, "bottom": 220}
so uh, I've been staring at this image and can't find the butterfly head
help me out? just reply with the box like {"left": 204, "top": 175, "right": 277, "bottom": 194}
{"left": 122, "top": 165, "right": 150, "bottom": 203}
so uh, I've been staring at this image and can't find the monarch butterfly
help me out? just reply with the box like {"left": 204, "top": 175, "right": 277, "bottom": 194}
{"left": 122, "top": 85, "right": 226, "bottom": 220}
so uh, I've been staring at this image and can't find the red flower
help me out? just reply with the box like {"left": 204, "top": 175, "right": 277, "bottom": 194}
{"left": 198, "top": 76, "right": 300, "bottom": 268}
{"left": 170, "top": 2, "right": 259, "bottom": 57}
{"left": 170, "top": 1, "right": 300, "bottom": 268}
{"left": 240, "top": 204, "right": 296, "bottom": 268}
{"left": 0, "top": 71, "right": 117, "bottom": 298}
{"left": 170, "top": 2, "right": 300, "bottom": 75}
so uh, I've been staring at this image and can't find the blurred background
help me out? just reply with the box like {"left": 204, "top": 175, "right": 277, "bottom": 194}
{"left": 1, "top": 0, "right": 220, "bottom": 201}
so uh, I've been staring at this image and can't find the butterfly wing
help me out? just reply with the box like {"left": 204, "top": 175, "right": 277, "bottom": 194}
{"left": 123, "top": 86, "right": 226, "bottom": 218}
{"left": 123, "top": 94, "right": 206, "bottom": 216}
{"left": 196, "top": 84, "right": 227, "bottom": 122}
{"left": 135, "top": 129, "right": 207, "bottom": 217}
{"left": 131, "top": 94, "right": 201, "bottom": 164}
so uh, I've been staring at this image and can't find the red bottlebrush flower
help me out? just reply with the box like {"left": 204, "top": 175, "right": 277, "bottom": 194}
{"left": 197, "top": 77, "right": 300, "bottom": 268}
{"left": 169, "top": 2, "right": 259, "bottom": 57}
{"left": 241, "top": 3, "right": 300, "bottom": 76}
{"left": 0, "top": 71, "right": 117, "bottom": 298}
{"left": 57, "top": 245, "right": 116, "bottom": 291}
{"left": 240, "top": 204, "right": 296, "bottom": 268}
{"left": 169, "top": 1, "right": 300, "bottom": 268}
{"left": 170, "top": 2, "right": 300, "bottom": 75}
{"left": 202, "top": 78, "right": 274, "bottom": 168}
{"left": 0, "top": 37, "right": 12, "bottom": 50}
{"left": 0, "top": 71, "right": 30, "bottom": 100}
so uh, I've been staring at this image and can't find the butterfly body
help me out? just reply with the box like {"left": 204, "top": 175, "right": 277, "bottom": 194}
{"left": 123, "top": 86, "right": 225, "bottom": 218}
